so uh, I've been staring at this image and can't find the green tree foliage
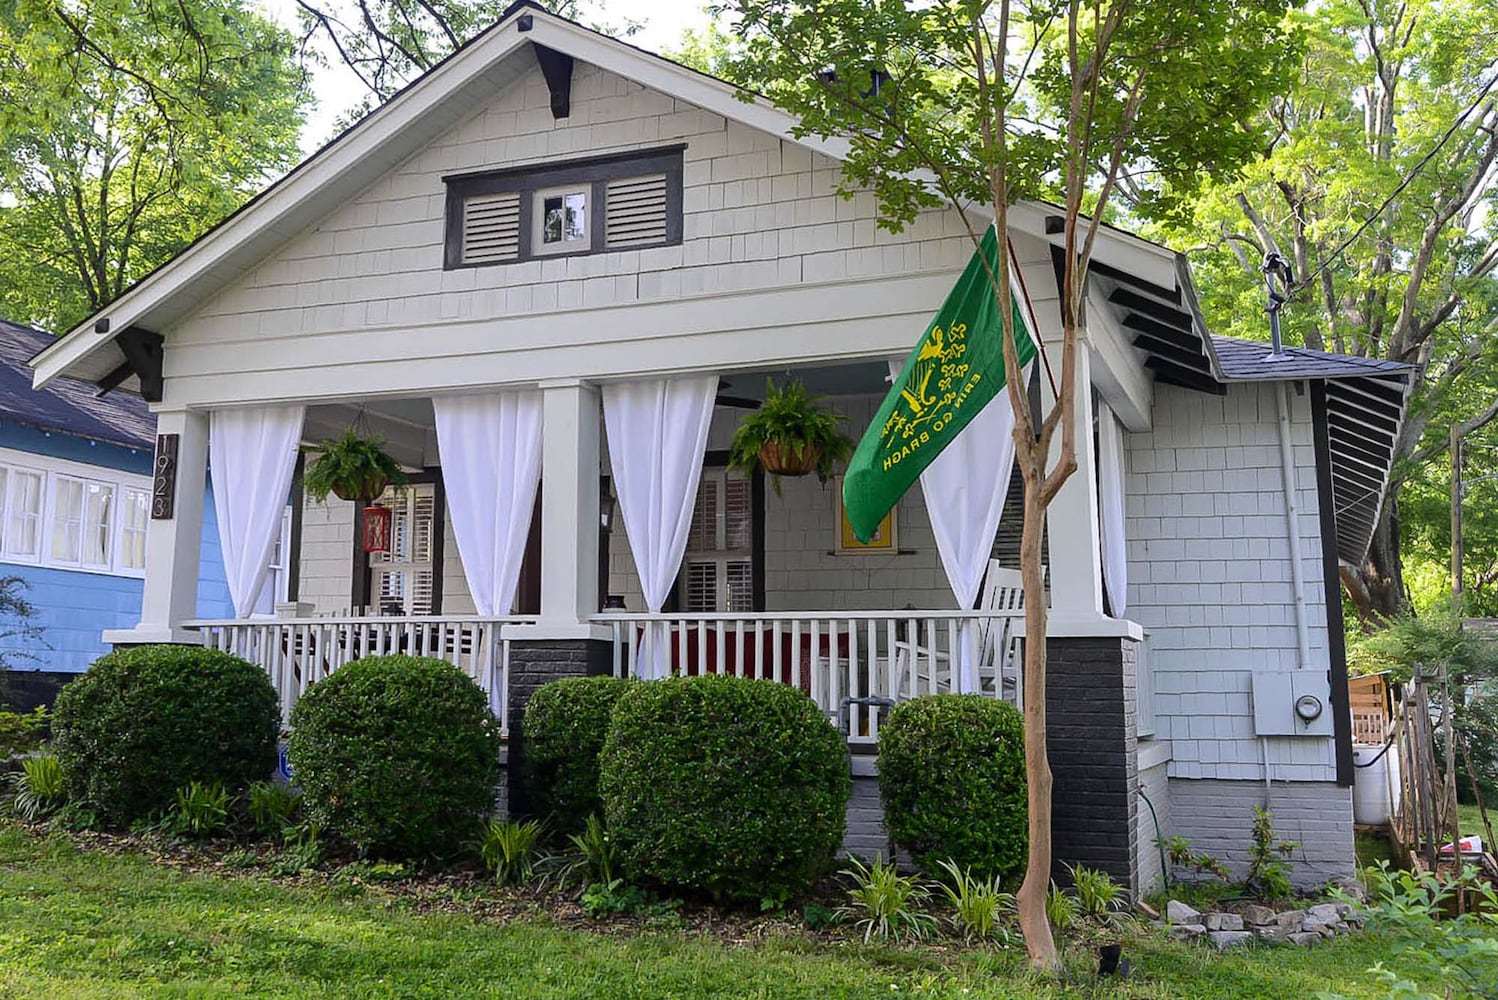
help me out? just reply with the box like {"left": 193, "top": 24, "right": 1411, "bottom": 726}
{"left": 0, "top": 0, "right": 309, "bottom": 332}
{"left": 1143, "top": 0, "right": 1498, "bottom": 623}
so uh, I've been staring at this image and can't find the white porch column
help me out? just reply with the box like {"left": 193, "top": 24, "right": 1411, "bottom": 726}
{"left": 1043, "top": 344, "right": 1107, "bottom": 623}
{"left": 105, "top": 408, "right": 208, "bottom": 645}
{"left": 536, "top": 379, "right": 602, "bottom": 632}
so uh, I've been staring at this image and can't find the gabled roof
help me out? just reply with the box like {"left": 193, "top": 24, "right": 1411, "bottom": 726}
{"left": 1211, "top": 334, "right": 1414, "bottom": 381}
{"left": 0, "top": 320, "right": 154, "bottom": 450}
{"left": 28, "top": 1, "right": 854, "bottom": 389}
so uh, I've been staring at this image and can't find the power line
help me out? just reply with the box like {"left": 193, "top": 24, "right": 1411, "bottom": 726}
{"left": 1290, "top": 71, "right": 1498, "bottom": 295}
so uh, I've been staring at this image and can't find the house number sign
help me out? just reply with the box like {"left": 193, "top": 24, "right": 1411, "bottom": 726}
{"left": 152, "top": 433, "right": 179, "bottom": 520}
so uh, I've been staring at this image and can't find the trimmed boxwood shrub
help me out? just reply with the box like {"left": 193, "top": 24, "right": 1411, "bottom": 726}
{"left": 877, "top": 695, "right": 1027, "bottom": 880}
{"left": 521, "top": 675, "right": 630, "bottom": 834}
{"left": 286, "top": 655, "right": 501, "bottom": 859}
{"left": 52, "top": 644, "right": 280, "bottom": 826}
{"left": 599, "top": 674, "right": 850, "bottom": 905}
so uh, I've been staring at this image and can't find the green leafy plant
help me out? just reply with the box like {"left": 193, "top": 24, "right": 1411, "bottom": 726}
{"left": 1045, "top": 883, "right": 1078, "bottom": 934}
{"left": 170, "top": 781, "right": 233, "bottom": 838}
{"left": 580, "top": 878, "right": 653, "bottom": 917}
{"left": 334, "top": 860, "right": 410, "bottom": 885}
{"left": 247, "top": 781, "right": 302, "bottom": 839}
{"left": 935, "top": 859, "right": 1014, "bottom": 943}
{"left": 1245, "top": 806, "right": 1298, "bottom": 901}
{"left": 599, "top": 674, "right": 849, "bottom": 906}
{"left": 271, "top": 821, "right": 324, "bottom": 875}
{"left": 837, "top": 857, "right": 937, "bottom": 943}
{"left": 803, "top": 903, "right": 840, "bottom": 932}
{"left": 477, "top": 818, "right": 545, "bottom": 885}
{"left": 286, "top": 655, "right": 502, "bottom": 859}
{"left": 1163, "top": 834, "right": 1233, "bottom": 882}
{"left": 521, "top": 676, "right": 631, "bottom": 835}
{"left": 877, "top": 695, "right": 1027, "bottom": 880}
{"left": 1069, "top": 864, "right": 1124, "bottom": 922}
{"left": 51, "top": 645, "right": 279, "bottom": 827}
{"left": 1319, "top": 863, "right": 1498, "bottom": 1000}
{"left": 302, "top": 427, "right": 407, "bottom": 503}
{"left": 568, "top": 813, "right": 619, "bottom": 886}
{"left": 727, "top": 379, "right": 854, "bottom": 491}
{"left": 7, "top": 752, "right": 66, "bottom": 820}
{"left": 0, "top": 706, "right": 48, "bottom": 760}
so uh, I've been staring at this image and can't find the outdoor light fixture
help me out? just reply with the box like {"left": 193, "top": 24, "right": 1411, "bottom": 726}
{"left": 600, "top": 476, "right": 616, "bottom": 530}
{"left": 362, "top": 502, "right": 393, "bottom": 554}
{"left": 1261, "top": 251, "right": 1295, "bottom": 359}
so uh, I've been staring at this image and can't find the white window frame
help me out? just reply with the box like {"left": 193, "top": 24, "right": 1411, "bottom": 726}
{"left": 369, "top": 483, "right": 437, "bottom": 616}
{"left": 531, "top": 185, "right": 592, "bottom": 255}
{"left": 0, "top": 446, "right": 151, "bottom": 579}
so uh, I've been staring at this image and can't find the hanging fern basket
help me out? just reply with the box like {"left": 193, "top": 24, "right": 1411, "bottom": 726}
{"left": 331, "top": 475, "right": 390, "bottom": 504}
{"left": 756, "top": 441, "right": 821, "bottom": 477}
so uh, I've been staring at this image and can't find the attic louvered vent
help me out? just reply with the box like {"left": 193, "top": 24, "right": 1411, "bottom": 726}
{"left": 443, "top": 145, "right": 683, "bottom": 269}
{"left": 606, "top": 174, "right": 669, "bottom": 247}
{"left": 460, "top": 192, "right": 521, "bottom": 264}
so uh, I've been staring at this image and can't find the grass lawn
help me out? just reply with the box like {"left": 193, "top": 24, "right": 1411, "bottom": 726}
{"left": 0, "top": 825, "right": 1417, "bottom": 1000}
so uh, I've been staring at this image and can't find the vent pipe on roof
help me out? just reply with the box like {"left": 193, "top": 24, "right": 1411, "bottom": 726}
{"left": 1261, "top": 251, "right": 1294, "bottom": 360}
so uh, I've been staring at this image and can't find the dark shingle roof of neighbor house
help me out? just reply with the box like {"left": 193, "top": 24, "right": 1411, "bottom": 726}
{"left": 0, "top": 319, "right": 155, "bottom": 451}
{"left": 1095, "top": 268, "right": 1415, "bottom": 567}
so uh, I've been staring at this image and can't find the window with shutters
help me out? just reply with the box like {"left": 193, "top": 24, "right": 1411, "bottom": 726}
{"left": 444, "top": 145, "right": 682, "bottom": 269}
{"left": 369, "top": 484, "right": 436, "bottom": 615}
{"left": 682, "top": 469, "right": 754, "bottom": 613}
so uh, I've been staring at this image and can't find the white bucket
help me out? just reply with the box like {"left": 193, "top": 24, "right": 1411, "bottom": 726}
{"left": 1352, "top": 741, "right": 1401, "bottom": 826}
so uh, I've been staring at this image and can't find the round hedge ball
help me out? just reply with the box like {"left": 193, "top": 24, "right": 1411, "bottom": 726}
{"left": 52, "top": 644, "right": 280, "bottom": 826}
{"left": 287, "top": 655, "right": 502, "bottom": 859}
{"left": 877, "top": 694, "right": 1027, "bottom": 880}
{"left": 599, "top": 674, "right": 850, "bottom": 906}
{"left": 521, "top": 675, "right": 631, "bottom": 835}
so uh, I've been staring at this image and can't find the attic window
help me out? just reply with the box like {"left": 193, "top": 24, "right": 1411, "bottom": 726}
{"left": 444, "top": 145, "right": 684, "bottom": 269}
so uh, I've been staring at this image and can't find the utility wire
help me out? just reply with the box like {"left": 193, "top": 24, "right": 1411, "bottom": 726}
{"left": 1290, "top": 71, "right": 1498, "bottom": 296}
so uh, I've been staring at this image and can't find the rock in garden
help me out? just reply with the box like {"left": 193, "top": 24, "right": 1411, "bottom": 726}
{"left": 1302, "top": 914, "right": 1340, "bottom": 935}
{"left": 1166, "top": 900, "right": 1203, "bottom": 924}
{"left": 1306, "top": 903, "right": 1342, "bottom": 923}
{"left": 1287, "top": 931, "right": 1322, "bottom": 947}
{"left": 1207, "top": 930, "right": 1254, "bottom": 950}
{"left": 1241, "top": 904, "right": 1277, "bottom": 926}
{"left": 1254, "top": 923, "right": 1294, "bottom": 942}
{"left": 1204, "top": 912, "right": 1244, "bottom": 931}
{"left": 1274, "top": 909, "right": 1307, "bottom": 928}
{"left": 1168, "top": 923, "right": 1206, "bottom": 941}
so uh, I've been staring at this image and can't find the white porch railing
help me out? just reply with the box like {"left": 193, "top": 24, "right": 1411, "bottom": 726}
{"left": 185, "top": 615, "right": 536, "bottom": 731}
{"left": 591, "top": 610, "right": 1025, "bottom": 744}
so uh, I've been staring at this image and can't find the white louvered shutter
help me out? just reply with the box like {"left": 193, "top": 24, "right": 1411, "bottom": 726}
{"left": 681, "top": 470, "right": 754, "bottom": 613}
{"left": 371, "top": 484, "right": 436, "bottom": 615}
{"left": 460, "top": 192, "right": 521, "bottom": 264}
{"left": 605, "top": 174, "right": 668, "bottom": 247}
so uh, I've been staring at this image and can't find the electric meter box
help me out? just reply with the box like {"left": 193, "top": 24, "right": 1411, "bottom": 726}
{"left": 1252, "top": 671, "right": 1335, "bottom": 737}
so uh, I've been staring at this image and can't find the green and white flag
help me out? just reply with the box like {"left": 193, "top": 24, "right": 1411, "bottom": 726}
{"left": 842, "top": 227, "right": 1040, "bottom": 543}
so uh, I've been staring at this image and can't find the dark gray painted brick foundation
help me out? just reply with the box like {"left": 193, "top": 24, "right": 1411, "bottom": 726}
{"left": 504, "top": 638, "right": 611, "bottom": 816}
{"left": 1046, "top": 636, "right": 1139, "bottom": 892}
{"left": 4, "top": 670, "right": 79, "bottom": 713}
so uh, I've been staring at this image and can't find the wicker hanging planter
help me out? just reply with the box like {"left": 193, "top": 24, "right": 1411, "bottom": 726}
{"left": 331, "top": 475, "right": 390, "bottom": 503}
{"left": 756, "top": 441, "right": 822, "bottom": 477}
{"left": 303, "top": 425, "right": 406, "bottom": 504}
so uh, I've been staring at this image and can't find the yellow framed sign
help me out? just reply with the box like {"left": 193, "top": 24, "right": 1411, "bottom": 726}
{"left": 834, "top": 476, "right": 898, "bottom": 554}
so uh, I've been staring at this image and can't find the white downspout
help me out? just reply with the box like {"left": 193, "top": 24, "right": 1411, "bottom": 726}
{"left": 1276, "top": 382, "right": 1313, "bottom": 672}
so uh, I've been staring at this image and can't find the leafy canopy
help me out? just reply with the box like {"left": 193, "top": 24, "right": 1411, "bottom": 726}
{"left": 0, "top": 0, "right": 308, "bottom": 332}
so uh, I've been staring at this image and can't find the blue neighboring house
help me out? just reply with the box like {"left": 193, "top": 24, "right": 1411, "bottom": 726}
{"left": 0, "top": 318, "right": 232, "bottom": 709}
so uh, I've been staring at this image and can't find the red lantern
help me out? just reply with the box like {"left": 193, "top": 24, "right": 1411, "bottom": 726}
{"left": 362, "top": 503, "right": 393, "bottom": 554}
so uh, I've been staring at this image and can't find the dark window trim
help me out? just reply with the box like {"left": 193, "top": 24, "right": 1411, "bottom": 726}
{"left": 1311, "top": 380, "right": 1355, "bottom": 787}
{"left": 443, "top": 145, "right": 685, "bottom": 269}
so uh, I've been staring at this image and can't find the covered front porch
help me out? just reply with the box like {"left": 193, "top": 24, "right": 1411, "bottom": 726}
{"left": 168, "top": 348, "right": 1134, "bottom": 740}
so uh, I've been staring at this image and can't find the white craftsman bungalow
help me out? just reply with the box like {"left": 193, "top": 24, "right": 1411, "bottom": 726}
{"left": 29, "top": 2, "right": 1411, "bottom": 892}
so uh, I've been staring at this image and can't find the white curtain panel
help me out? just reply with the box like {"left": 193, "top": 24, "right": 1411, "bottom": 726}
{"left": 1097, "top": 401, "right": 1129, "bottom": 616}
{"left": 603, "top": 374, "right": 718, "bottom": 680}
{"left": 432, "top": 390, "right": 543, "bottom": 618}
{"left": 210, "top": 405, "right": 306, "bottom": 618}
{"left": 889, "top": 360, "right": 1023, "bottom": 693}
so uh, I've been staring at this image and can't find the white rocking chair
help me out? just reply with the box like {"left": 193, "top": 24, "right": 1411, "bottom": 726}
{"left": 892, "top": 559, "right": 1027, "bottom": 704}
